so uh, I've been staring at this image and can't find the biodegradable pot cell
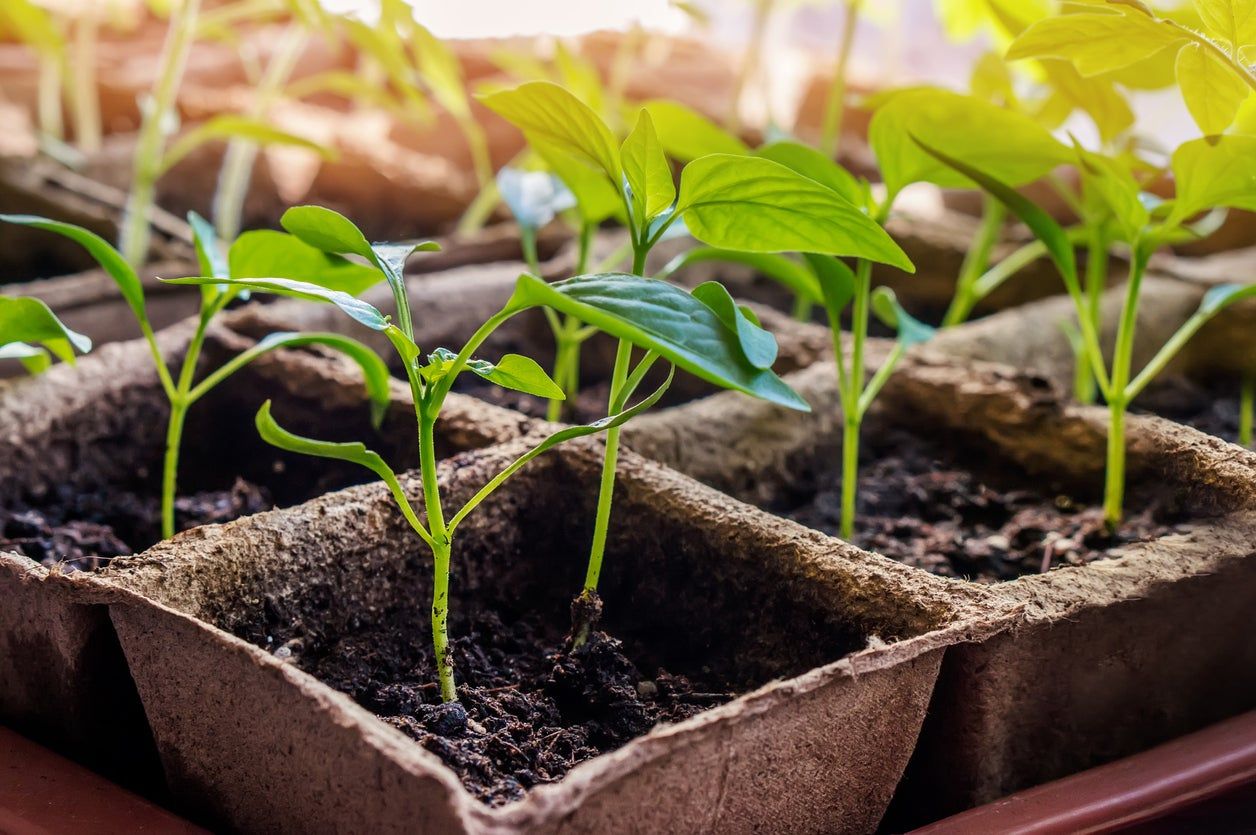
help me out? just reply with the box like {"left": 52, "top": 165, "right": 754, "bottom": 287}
{"left": 0, "top": 312, "right": 533, "bottom": 789}
{"left": 100, "top": 438, "right": 1003, "bottom": 833}
{"left": 619, "top": 347, "right": 1256, "bottom": 824}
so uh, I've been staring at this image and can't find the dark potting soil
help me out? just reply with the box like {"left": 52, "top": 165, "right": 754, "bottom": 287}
{"left": 1135, "top": 375, "right": 1246, "bottom": 445}
{"left": 247, "top": 604, "right": 732, "bottom": 807}
{"left": 0, "top": 479, "right": 271, "bottom": 571}
{"left": 776, "top": 425, "right": 1187, "bottom": 583}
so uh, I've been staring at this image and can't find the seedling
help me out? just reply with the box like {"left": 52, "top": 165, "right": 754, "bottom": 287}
{"left": 0, "top": 295, "right": 91, "bottom": 374}
{"left": 0, "top": 0, "right": 68, "bottom": 146}
{"left": 168, "top": 204, "right": 807, "bottom": 701}
{"left": 920, "top": 134, "right": 1256, "bottom": 527}
{"left": 483, "top": 81, "right": 906, "bottom": 592}
{"left": 0, "top": 211, "right": 392, "bottom": 541}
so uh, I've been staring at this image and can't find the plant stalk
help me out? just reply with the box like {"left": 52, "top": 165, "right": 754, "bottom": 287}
{"left": 820, "top": 0, "right": 862, "bottom": 159}
{"left": 453, "top": 114, "right": 495, "bottom": 236}
{"left": 37, "top": 53, "right": 64, "bottom": 141}
{"left": 1241, "top": 373, "right": 1254, "bottom": 449}
{"left": 942, "top": 194, "right": 1006, "bottom": 327}
{"left": 120, "top": 0, "right": 202, "bottom": 269}
{"left": 1101, "top": 252, "right": 1146, "bottom": 529}
{"left": 838, "top": 259, "right": 872, "bottom": 540}
{"left": 71, "top": 8, "right": 101, "bottom": 153}
{"left": 419, "top": 411, "right": 457, "bottom": 702}
{"left": 1075, "top": 227, "right": 1109, "bottom": 405}
{"left": 727, "top": 0, "right": 774, "bottom": 134}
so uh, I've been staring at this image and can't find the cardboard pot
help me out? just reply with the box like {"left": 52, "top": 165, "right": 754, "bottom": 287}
{"left": 619, "top": 333, "right": 1256, "bottom": 824}
{"left": 0, "top": 311, "right": 533, "bottom": 789}
{"left": 100, "top": 438, "right": 1002, "bottom": 833}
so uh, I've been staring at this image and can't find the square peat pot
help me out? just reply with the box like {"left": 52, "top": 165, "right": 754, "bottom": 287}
{"left": 0, "top": 313, "right": 531, "bottom": 789}
{"left": 99, "top": 440, "right": 1000, "bottom": 834}
{"left": 621, "top": 349, "right": 1256, "bottom": 824}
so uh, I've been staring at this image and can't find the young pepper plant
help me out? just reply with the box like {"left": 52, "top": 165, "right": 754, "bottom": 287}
{"left": 919, "top": 133, "right": 1256, "bottom": 527}
{"left": 0, "top": 295, "right": 91, "bottom": 374}
{"left": 481, "top": 80, "right": 909, "bottom": 625}
{"left": 0, "top": 210, "right": 392, "bottom": 541}
{"left": 165, "top": 205, "right": 808, "bottom": 702}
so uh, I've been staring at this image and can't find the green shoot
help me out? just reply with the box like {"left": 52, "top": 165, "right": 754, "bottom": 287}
{"left": 820, "top": 0, "right": 864, "bottom": 158}
{"left": 0, "top": 295, "right": 91, "bottom": 374}
{"left": 1, "top": 210, "right": 392, "bottom": 541}
{"left": 168, "top": 205, "right": 806, "bottom": 700}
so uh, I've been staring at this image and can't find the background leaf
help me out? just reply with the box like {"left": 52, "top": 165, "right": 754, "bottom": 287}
{"left": 496, "top": 167, "right": 576, "bottom": 231}
{"left": 160, "top": 115, "right": 333, "bottom": 175}
{"left": 659, "top": 248, "right": 822, "bottom": 303}
{"left": 0, "top": 295, "right": 91, "bottom": 364}
{"left": 1007, "top": 9, "right": 1186, "bottom": 76}
{"left": 1170, "top": 134, "right": 1256, "bottom": 223}
{"left": 641, "top": 99, "right": 749, "bottom": 162}
{"left": 872, "top": 287, "right": 937, "bottom": 347}
{"left": 481, "top": 81, "right": 621, "bottom": 183}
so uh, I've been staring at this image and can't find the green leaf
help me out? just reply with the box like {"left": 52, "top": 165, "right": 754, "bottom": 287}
{"left": 480, "top": 81, "right": 621, "bottom": 183}
{"left": 1199, "top": 281, "right": 1256, "bottom": 315}
{"left": 755, "top": 141, "right": 863, "bottom": 206}
{"left": 0, "top": 0, "right": 64, "bottom": 58}
{"left": 505, "top": 273, "right": 809, "bottom": 411}
{"left": 469, "top": 353, "right": 566, "bottom": 399}
{"left": 1195, "top": 0, "right": 1256, "bottom": 49}
{"left": 228, "top": 230, "right": 384, "bottom": 295}
{"left": 188, "top": 211, "right": 228, "bottom": 279}
{"left": 802, "top": 253, "right": 857, "bottom": 323}
{"left": 0, "top": 215, "right": 145, "bottom": 321}
{"left": 622, "top": 110, "right": 677, "bottom": 225}
{"left": 641, "top": 100, "right": 749, "bottom": 162}
{"left": 913, "top": 136, "right": 1080, "bottom": 290}
{"left": 0, "top": 295, "right": 92, "bottom": 365}
{"left": 496, "top": 167, "right": 575, "bottom": 231}
{"left": 1073, "top": 143, "right": 1149, "bottom": 242}
{"left": 690, "top": 281, "right": 778, "bottom": 370}
{"left": 871, "top": 287, "right": 936, "bottom": 347}
{"left": 280, "top": 205, "right": 374, "bottom": 260}
{"left": 162, "top": 275, "right": 389, "bottom": 330}
{"left": 160, "top": 115, "right": 334, "bottom": 175}
{"left": 869, "top": 88, "right": 1070, "bottom": 203}
{"left": 676, "top": 154, "right": 913, "bottom": 271}
{"left": 534, "top": 137, "right": 624, "bottom": 224}
{"left": 1007, "top": 8, "right": 1187, "bottom": 76}
{"left": 658, "top": 248, "right": 822, "bottom": 303}
{"left": 1176, "top": 42, "right": 1250, "bottom": 134}
{"left": 1040, "top": 62, "right": 1135, "bottom": 144}
{"left": 413, "top": 21, "right": 469, "bottom": 120}
{"left": 0, "top": 342, "right": 51, "bottom": 374}
{"left": 1169, "top": 134, "right": 1256, "bottom": 224}
{"left": 287, "top": 70, "right": 406, "bottom": 113}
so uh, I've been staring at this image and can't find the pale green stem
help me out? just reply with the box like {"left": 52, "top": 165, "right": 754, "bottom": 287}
{"left": 727, "top": 0, "right": 773, "bottom": 134}
{"left": 454, "top": 114, "right": 497, "bottom": 236}
{"left": 213, "top": 23, "right": 308, "bottom": 242}
{"left": 942, "top": 195, "right": 1006, "bottom": 327}
{"left": 791, "top": 295, "right": 814, "bottom": 322}
{"left": 820, "top": 0, "right": 862, "bottom": 159}
{"left": 71, "top": 9, "right": 101, "bottom": 153}
{"left": 121, "top": 0, "right": 202, "bottom": 268}
{"left": 1241, "top": 374, "right": 1253, "bottom": 449}
{"left": 839, "top": 259, "right": 872, "bottom": 541}
{"left": 419, "top": 410, "right": 456, "bottom": 702}
{"left": 1102, "top": 252, "right": 1147, "bottom": 529}
{"left": 160, "top": 306, "right": 212, "bottom": 539}
{"left": 37, "top": 53, "right": 64, "bottom": 141}
{"left": 1075, "top": 227, "right": 1109, "bottom": 405}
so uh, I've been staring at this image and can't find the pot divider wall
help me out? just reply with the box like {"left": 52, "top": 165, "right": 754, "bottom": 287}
{"left": 99, "top": 438, "right": 1004, "bottom": 833}
{"left": 0, "top": 310, "right": 533, "bottom": 789}
{"left": 618, "top": 331, "right": 1256, "bottom": 823}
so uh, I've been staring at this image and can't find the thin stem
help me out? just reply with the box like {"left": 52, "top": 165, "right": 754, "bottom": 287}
{"left": 546, "top": 333, "right": 576, "bottom": 422}
{"left": 419, "top": 412, "right": 456, "bottom": 702}
{"left": 520, "top": 225, "right": 540, "bottom": 274}
{"left": 1075, "top": 227, "right": 1109, "bottom": 405}
{"left": 820, "top": 0, "right": 862, "bottom": 159}
{"left": 839, "top": 259, "right": 872, "bottom": 541}
{"left": 581, "top": 339, "right": 632, "bottom": 598}
{"left": 161, "top": 398, "right": 188, "bottom": 540}
{"left": 791, "top": 295, "right": 814, "bottom": 322}
{"left": 1102, "top": 397, "right": 1127, "bottom": 530}
{"left": 429, "top": 308, "right": 516, "bottom": 409}
{"left": 213, "top": 23, "right": 307, "bottom": 241}
{"left": 1102, "top": 250, "right": 1147, "bottom": 529}
{"left": 727, "top": 0, "right": 774, "bottom": 134}
{"left": 454, "top": 114, "right": 496, "bottom": 236}
{"left": 71, "top": 8, "right": 101, "bottom": 153}
{"left": 37, "top": 53, "right": 64, "bottom": 141}
{"left": 942, "top": 195, "right": 1006, "bottom": 328}
{"left": 1241, "top": 373, "right": 1253, "bottom": 449}
{"left": 121, "top": 0, "right": 202, "bottom": 268}
{"left": 857, "top": 341, "right": 905, "bottom": 418}
{"left": 839, "top": 415, "right": 860, "bottom": 541}
{"left": 632, "top": 244, "right": 649, "bottom": 277}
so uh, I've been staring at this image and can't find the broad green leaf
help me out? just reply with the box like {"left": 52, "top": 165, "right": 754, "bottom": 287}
{"left": 0, "top": 0, "right": 64, "bottom": 58}
{"left": 970, "top": 50, "right": 1019, "bottom": 107}
{"left": 469, "top": 353, "right": 565, "bottom": 399}
{"left": 658, "top": 248, "right": 822, "bottom": 303}
{"left": 676, "top": 155, "right": 913, "bottom": 271}
{"left": 1169, "top": 134, "right": 1256, "bottom": 223}
{"left": 690, "top": 281, "right": 778, "bottom": 370}
{"left": 1199, "top": 281, "right": 1256, "bottom": 314}
{"left": 413, "top": 22, "right": 469, "bottom": 120}
{"left": 871, "top": 287, "right": 936, "bottom": 347}
{"left": 0, "top": 342, "right": 50, "bottom": 374}
{"left": 554, "top": 41, "right": 607, "bottom": 118}
{"left": 622, "top": 110, "right": 676, "bottom": 224}
{"left": 228, "top": 230, "right": 384, "bottom": 295}
{"left": 755, "top": 141, "right": 863, "bottom": 206}
{"left": 0, "top": 295, "right": 91, "bottom": 365}
{"left": 1007, "top": 9, "right": 1187, "bottom": 76}
{"left": 1074, "top": 144, "right": 1149, "bottom": 242}
{"left": 160, "top": 115, "right": 333, "bottom": 175}
{"left": 1176, "top": 42, "right": 1250, "bottom": 134}
{"left": 504, "top": 273, "right": 809, "bottom": 411}
{"left": 938, "top": 0, "right": 1050, "bottom": 43}
{"left": 641, "top": 99, "right": 749, "bottom": 162}
{"left": 162, "top": 275, "right": 389, "bottom": 330}
{"left": 1195, "top": 0, "right": 1256, "bottom": 48}
{"left": 0, "top": 215, "right": 145, "bottom": 321}
{"left": 534, "top": 138, "right": 623, "bottom": 223}
{"left": 914, "top": 137, "right": 1080, "bottom": 290}
{"left": 480, "top": 82, "right": 621, "bottom": 183}
{"left": 280, "top": 205, "right": 374, "bottom": 260}
{"left": 802, "top": 253, "right": 857, "bottom": 323}
{"left": 869, "top": 89, "right": 1070, "bottom": 203}
{"left": 1042, "top": 62, "right": 1136, "bottom": 143}
{"left": 496, "top": 167, "right": 576, "bottom": 231}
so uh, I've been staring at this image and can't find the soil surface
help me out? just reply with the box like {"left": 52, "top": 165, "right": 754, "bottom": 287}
{"left": 0, "top": 479, "right": 270, "bottom": 571}
{"left": 777, "top": 425, "right": 1187, "bottom": 582}
{"left": 1136, "top": 375, "right": 1246, "bottom": 445}
{"left": 247, "top": 604, "right": 731, "bottom": 806}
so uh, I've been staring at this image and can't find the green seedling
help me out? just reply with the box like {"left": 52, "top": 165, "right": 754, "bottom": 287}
{"left": 0, "top": 295, "right": 91, "bottom": 374}
{"left": 0, "top": 0, "right": 67, "bottom": 145}
{"left": 920, "top": 133, "right": 1256, "bottom": 528}
{"left": 0, "top": 210, "right": 391, "bottom": 541}
{"left": 167, "top": 204, "right": 807, "bottom": 701}
{"left": 483, "top": 81, "right": 906, "bottom": 568}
